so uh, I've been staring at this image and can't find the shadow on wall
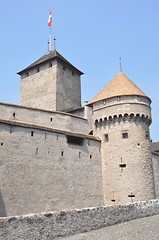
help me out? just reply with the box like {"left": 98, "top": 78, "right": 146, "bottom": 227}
{"left": 0, "top": 191, "right": 7, "bottom": 217}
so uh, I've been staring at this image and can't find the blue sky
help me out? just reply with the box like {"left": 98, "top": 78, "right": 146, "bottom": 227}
{"left": 0, "top": 0, "right": 159, "bottom": 141}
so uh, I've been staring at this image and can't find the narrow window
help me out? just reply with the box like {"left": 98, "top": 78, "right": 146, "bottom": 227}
{"left": 13, "top": 112, "right": 15, "bottom": 117}
{"left": 117, "top": 96, "right": 121, "bottom": 102}
{"left": 90, "top": 155, "right": 92, "bottom": 159}
{"left": 31, "top": 131, "right": 34, "bottom": 137}
{"left": 105, "top": 134, "right": 109, "bottom": 142}
{"left": 72, "top": 71, "right": 75, "bottom": 76}
{"left": 88, "top": 140, "right": 90, "bottom": 146}
{"left": 79, "top": 152, "right": 81, "bottom": 158}
{"left": 26, "top": 72, "right": 29, "bottom": 77}
{"left": 49, "top": 63, "right": 52, "bottom": 68}
{"left": 1, "top": 143, "right": 3, "bottom": 146}
{"left": 36, "top": 148, "right": 38, "bottom": 155}
{"left": 57, "top": 134, "right": 59, "bottom": 140}
{"left": 63, "top": 66, "right": 66, "bottom": 70}
{"left": 37, "top": 68, "right": 40, "bottom": 73}
{"left": 122, "top": 132, "right": 128, "bottom": 139}
{"left": 145, "top": 131, "right": 149, "bottom": 140}
{"left": 103, "top": 99, "right": 107, "bottom": 105}
{"left": 10, "top": 126, "right": 12, "bottom": 133}
{"left": 45, "top": 133, "right": 47, "bottom": 139}
{"left": 61, "top": 151, "right": 64, "bottom": 156}
{"left": 50, "top": 118, "right": 53, "bottom": 122}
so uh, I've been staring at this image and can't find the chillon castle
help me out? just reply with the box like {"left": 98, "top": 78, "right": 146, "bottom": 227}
{"left": 0, "top": 49, "right": 159, "bottom": 218}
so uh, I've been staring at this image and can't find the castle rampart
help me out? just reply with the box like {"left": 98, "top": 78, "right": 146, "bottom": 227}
{"left": 0, "top": 120, "right": 103, "bottom": 216}
{"left": 0, "top": 102, "right": 92, "bottom": 134}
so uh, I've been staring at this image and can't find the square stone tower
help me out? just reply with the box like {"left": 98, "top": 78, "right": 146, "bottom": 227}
{"left": 18, "top": 50, "right": 83, "bottom": 112}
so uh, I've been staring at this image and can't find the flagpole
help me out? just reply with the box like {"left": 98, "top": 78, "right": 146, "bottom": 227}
{"left": 50, "top": 25, "right": 51, "bottom": 51}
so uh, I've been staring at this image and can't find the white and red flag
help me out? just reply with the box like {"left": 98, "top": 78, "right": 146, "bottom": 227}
{"left": 48, "top": 10, "right": 52, "bottom": 27}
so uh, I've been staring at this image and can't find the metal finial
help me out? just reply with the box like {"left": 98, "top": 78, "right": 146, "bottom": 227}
{"left": 119, "top": 57, "right": 122, "bottom": 72}
{"left": 54, "top": 37, "right": 56, "bottom": 50}
{"left": 47, "top": 40, "right": 50, "bottom": 52}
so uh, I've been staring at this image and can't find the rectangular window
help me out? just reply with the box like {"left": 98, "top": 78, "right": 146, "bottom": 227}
{"left": 31, "top": 131, "right": 34, "bottom": 137}
{"left": 145, "top": 131, "right": 149, "bottom": 140}
{"left": 67, "top": 135, "right": 84, "bottom": 146}
{"left": 13, "top": 112, "right": 15, "bottom": 117}
{"left": 105, "top": 134, "right": 109, "bottom": 142}
{"left": 122, "top": 132, "right": 128, "bottom": 139}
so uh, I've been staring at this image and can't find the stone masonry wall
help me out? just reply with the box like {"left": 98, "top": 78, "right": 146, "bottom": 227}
{"left": 0, "top": 199, "right": 159, "bottom": 239}
{"left": 152, "top": 153, "right": 159, "bottom": 199}
{"left": 0, "top": 102, "right": 92, "bottom": 135}
{"left": 92, "top": 96, "right": 155, "bottom": 205}
{"left": 0, "top": 122, "right": 103, "bottom": 217}
{"left": 19, "top": 60, "right": 57, "bottom": 111}
{"left": 56, "top": 61, "right": 81, "bottom": 112}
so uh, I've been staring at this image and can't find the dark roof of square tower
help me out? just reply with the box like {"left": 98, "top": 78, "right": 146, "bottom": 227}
{"left": 17, "top": 50, "right": 84, "bottom": 75}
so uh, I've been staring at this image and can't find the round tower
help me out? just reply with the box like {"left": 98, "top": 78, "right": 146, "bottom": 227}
{"left": 87, "top": 72, "right": 155, "bottom": 205}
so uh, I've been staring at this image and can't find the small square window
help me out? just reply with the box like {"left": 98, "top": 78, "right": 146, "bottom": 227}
{"left": 105, "top": 134, "right": 109, "bottom": 142}
{"left": 122, "top": 132, "right": 128, "bottom": 139}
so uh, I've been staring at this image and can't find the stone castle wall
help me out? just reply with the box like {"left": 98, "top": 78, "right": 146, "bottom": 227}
{"left": 0, "top": 121, "right": 103, "bottom": 217}
{"left": 152, "top": 153, "right": 159, "bottom": 199}
{"left": 0, "top": 199, "right": 159, "bottom": 240}
{"left": 92, "top": 95, "right": 155, "bottom": 205}
{"left": 56, "top": 61, "right": 81, "bottom": 112}
{"left": 0, "top": 103, "right": 92, "bottom": 134}
{"left": 19, "top": 60, "right": 57, "bottom": 111}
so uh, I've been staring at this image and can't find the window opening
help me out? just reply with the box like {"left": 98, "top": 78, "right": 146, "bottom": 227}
{"left": 145, "top": 131, "right": 149, "bottom": 140}
{"left": 117, "top": 96, "right": 121, "bottom": 102}
{"left": 61, "top": 151, "right": 64, "bottom": 156}
{"left": 105, "top": 134, "right": 109, "bottom": 142}
{"left": 37, "top": 68, "right": 40, "bottom": 73}
{"left": 45, "top": 133, "right": 47, "bottom": 139}
{"left": 67, "top": 135, "right": 84, "bottom": 146}
{"left": 36, "top": 148, "right": 38, "bottom": 155}
{"left": 79, "top": 152, "right": 81, "bottom": 158}
{"left": 50, "top": 118, "right": 53, "bottom": 121}
{"left": 63, "top": 66, "right": 66, "bottom": 70}
{"left": 49, "top": 63, "right": 52, "bottom": 68}
{"left": 31, "top": 131, "right": 34, "bottom": 137}
{"left": 57, "top": 134, "right": 59, "bottom": 140}
{"left": 26, "top": 72, "right": 29, "bottom": 77}
{"left": 13, "top": 112, "right": 15, "bottom": 117}
{"left": 10, "top": 126, "right": 12, "bottom": 133}
{"left": 122, "top": 132, "right": 128, "bottom": 139}
{"left": 1, "top": 143, "right": 3, "bottom": 146}
{"left": 90, "top": 155, "right": 92, "bottom": 159}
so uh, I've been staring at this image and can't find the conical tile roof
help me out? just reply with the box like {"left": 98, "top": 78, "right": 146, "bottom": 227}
{"left": 87, "top": 72, "right": 150, "bottom": 105}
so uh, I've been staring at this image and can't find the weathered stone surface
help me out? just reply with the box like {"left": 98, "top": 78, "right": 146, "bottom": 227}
{"left": 0, "top": 200, "right": 159, "bottom": 240}
{"left": 0, "top": 122, "right": 103, "bottom": 216}
{"left": 60, "top": 214, "right": 159, "bottom": 240}
{"left": 92, "top": 95, "right": 155, "bottom": 205}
